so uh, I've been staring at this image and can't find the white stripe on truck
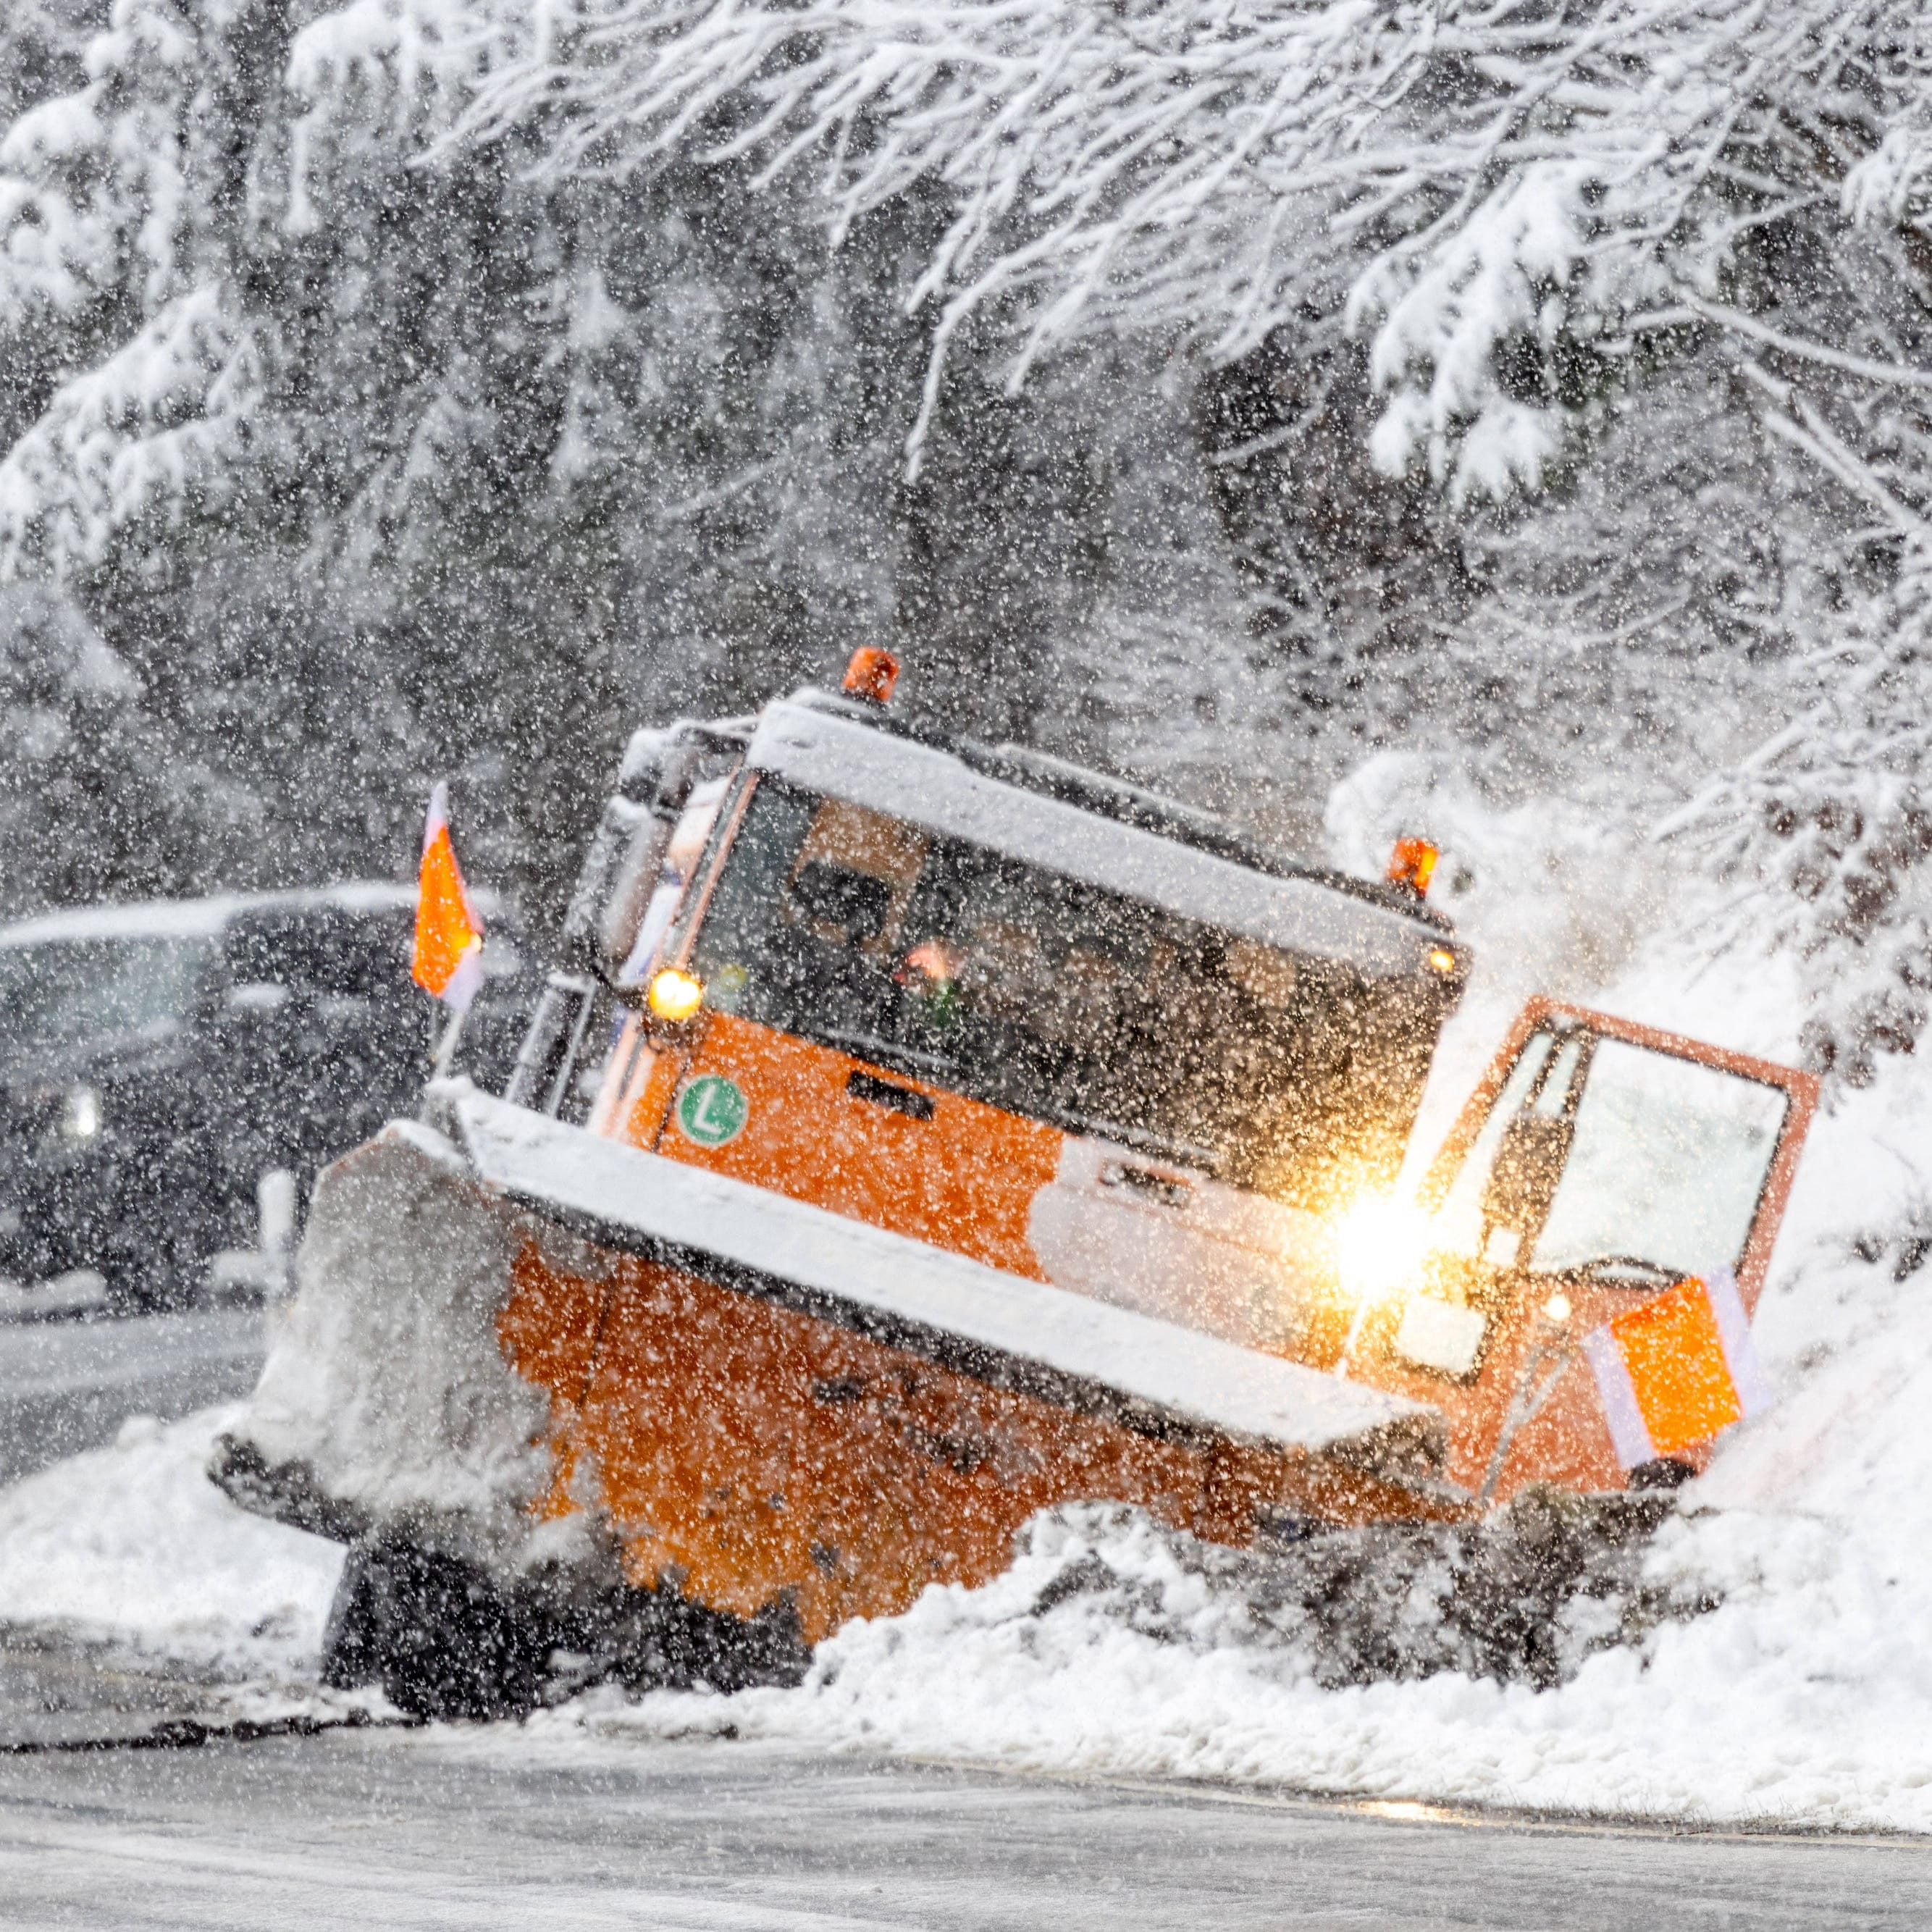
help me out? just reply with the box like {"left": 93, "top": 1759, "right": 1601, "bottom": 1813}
{"left": 458, "top": 1090, "right": 1436, "bottom": 1461}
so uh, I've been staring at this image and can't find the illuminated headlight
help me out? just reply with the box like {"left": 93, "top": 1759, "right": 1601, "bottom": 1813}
{"left": 60, "top": 1084, "right": 104, "bottom": 1143}
{"left": 647, "top": 967, "right": 705, "bottom": 1024}
{"left": 1334, "top": 1193, "right": 1432, "bottom": 1304}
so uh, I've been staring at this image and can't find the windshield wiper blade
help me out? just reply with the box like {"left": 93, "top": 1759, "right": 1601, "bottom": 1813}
{"left": 813, "top": 1027, "right": 1219, "bottom": 1172}
{"left": 818, "top": 1027, "right": 957, "bottom": 1079}
{"left": 1050, "top": 1108, "right": 1221, "bottom": 1174}
{"left": 1565, "top": 1253, "right": 1685, "bottom": 1286}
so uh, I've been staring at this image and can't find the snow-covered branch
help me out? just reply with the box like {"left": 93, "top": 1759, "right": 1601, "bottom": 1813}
{"left": 470, "top": 0, "right": 1928, "bottom": 490}
{"left": 0, "top": 287, "right": 262, "bottom": 576}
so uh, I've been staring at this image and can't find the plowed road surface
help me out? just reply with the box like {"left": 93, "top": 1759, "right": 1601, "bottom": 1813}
{"left": 0, "top": 1305, "right": 264, "bottom": 1484}
{"left": 1, "top": 1729, "right": 1929, "bottom": 1929}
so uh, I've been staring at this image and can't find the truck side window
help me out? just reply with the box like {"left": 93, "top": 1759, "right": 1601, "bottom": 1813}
{"left": 693, "top": 784, "right": 894, "bottom": 1036}
{"left": 1531, "top": 1040, "right": 1789, "bottom": 1283}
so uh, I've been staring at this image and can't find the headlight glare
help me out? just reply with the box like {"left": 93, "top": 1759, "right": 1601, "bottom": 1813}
{"left": 1334, "top": 1192, "right": 1432, "bottom": 1305}
{"left": 647, "top": 967, "right": 705, "bottom": 1024}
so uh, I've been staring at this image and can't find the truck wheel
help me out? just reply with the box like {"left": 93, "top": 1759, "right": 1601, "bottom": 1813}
{"left": 1628, "top": 1458, "right": 1695, "bottom": 1491}
{"left": 321, "top": 1538, "right": 553, "bottom": 1721}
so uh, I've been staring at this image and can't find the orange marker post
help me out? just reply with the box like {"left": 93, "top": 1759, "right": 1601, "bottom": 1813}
{"left": 413, "top": 782, "right": 485, "bottom": 1051}
{"left": 1386, "top": 837, "right": 1438, "bottom": 899}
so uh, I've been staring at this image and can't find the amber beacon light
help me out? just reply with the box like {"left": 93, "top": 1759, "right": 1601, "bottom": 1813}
{"left": 1386, "top": 836, "right": 1439, "bottom": 900}
{"left": 843, "top": 647, "right": 900, "bottom": 705}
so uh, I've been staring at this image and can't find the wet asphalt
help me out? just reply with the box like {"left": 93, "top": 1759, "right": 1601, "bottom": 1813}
{"left": 0, "top": 1305, "right": 266, "bottom": 1486}
{"left": 1, "top": 1723, "right": 1928, "bottom": 1931}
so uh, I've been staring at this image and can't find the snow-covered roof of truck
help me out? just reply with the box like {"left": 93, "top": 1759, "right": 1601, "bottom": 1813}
{"left": 746, "top": 697, "right": 1459, "bottom": 982}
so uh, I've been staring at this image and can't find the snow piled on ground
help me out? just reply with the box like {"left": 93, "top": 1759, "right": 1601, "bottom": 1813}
{"left": 0, "top": 1403, "right": 343, "bottom": 1679}
{"left": 7, "top": 757, "right": 1932, "bottom": 1826}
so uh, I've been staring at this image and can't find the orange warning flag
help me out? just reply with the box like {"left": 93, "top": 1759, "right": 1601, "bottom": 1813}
{"left": 413, "top": 781, "right": 484, "bottom": 1012}
{"left": 1581, "top": 1267, "right": 1773, "bottom": 1468}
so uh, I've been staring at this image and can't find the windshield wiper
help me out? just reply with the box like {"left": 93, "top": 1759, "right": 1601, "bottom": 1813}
{"left": 818, "top": 1027, "right": 958, "bottom": 1079}
{"left": 1563, "top": 1254, "right": 1686, "bottom": 1288}
{"left": 814, "top": 1026, "right": 1219, "bottom": 1172}
{"left": 1049, "top": 1108, "right": 1221, "bottom": 1175}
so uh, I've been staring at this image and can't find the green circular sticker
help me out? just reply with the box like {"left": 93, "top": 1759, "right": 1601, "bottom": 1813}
{"left": 676, "top": 1074, "right": 748, "bottom": 1148}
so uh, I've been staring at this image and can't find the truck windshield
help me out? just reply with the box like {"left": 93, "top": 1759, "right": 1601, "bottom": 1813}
{"left": 0, "top": 936, "right": 216, "bottom": 1057}
{"left": 685, "top": 778, "right": 1432, "bottom": 1199}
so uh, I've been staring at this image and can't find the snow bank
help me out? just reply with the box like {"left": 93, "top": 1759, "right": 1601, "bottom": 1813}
{"left": 0, "top": 1404, "right": 342, "bottom": 1677}
{"left": 547, "top": 1482, "right": 1931, "bottom": 1830}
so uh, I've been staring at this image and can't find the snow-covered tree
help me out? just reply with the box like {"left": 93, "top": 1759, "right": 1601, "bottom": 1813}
{"left": 0, "top": 0, "right": 1153, "bottom": 924}
{"left": 0, "top": 578, "right": 205, "bottom": 912}
{"left": 476, "top": 0, "right": 1932, "bottom": 1070}
{"left": 4, "top": 0, "right": 1931, "bottom": 1090}
{"left": 465, "top": 4, "right": 1916, "bottom": 479}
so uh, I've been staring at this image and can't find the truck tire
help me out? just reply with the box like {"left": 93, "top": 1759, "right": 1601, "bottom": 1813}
{"left": 321, "top": 1537, "right": 553, "bottom": 1722}
{"left": 321, "top": 1532, "right": 812, "bottom": 1720}
{"left": 1628, "top": 1458, "right": 1696, "bottom": 1491}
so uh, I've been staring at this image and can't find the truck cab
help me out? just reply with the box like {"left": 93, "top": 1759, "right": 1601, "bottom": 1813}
{"left": 579, "top": 685, "right": 1470, "bottom": 1366}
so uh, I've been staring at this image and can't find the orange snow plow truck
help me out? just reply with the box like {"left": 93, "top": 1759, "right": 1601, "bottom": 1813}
{"left": 219, "top": 654, "right": 1817, "bottom": 1716}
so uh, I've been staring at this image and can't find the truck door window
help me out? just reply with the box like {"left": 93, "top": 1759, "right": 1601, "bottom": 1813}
{"left": 1437, "top": 1030, "right": 1789, "bottom": 1286}
{"left": 1530, "top": 1038, "right": 1788, "bottom": 1283}
{"left": 1435, "top": 1030, "right": 1558, "bottom": 1263}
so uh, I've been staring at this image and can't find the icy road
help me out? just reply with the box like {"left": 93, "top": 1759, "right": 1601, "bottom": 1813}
{"left": 3, "top": 1721, "right": 1932, "bottom": 1929}
{"left": 0, "top": 1306, "right": 264, "bottom": 1486}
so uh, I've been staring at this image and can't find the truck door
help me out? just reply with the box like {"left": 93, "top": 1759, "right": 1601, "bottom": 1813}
{"left": 1342, "top": 1001, "right": 1818, "bottom": 1501}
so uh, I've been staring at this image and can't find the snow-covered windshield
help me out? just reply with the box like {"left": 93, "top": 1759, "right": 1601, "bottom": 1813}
{"left": 686, "top": 777, "right": 1433, "bottom": 1196}
{"left": 0, "top": 936, "right": 217, "bottom": 1056}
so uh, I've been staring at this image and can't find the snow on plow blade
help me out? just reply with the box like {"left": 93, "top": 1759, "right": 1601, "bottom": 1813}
{"left": 223, "top": 1089, "right": 1448, "bottom": 1661}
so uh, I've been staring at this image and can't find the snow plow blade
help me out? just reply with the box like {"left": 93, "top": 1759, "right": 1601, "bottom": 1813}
{"left": 221, "top": 1088, "right": 1450, "bottom": 1682}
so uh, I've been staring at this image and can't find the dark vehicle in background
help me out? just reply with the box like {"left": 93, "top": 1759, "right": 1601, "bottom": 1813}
{"left": 0, "top": 886, "right": 532, "bottom": 1309}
